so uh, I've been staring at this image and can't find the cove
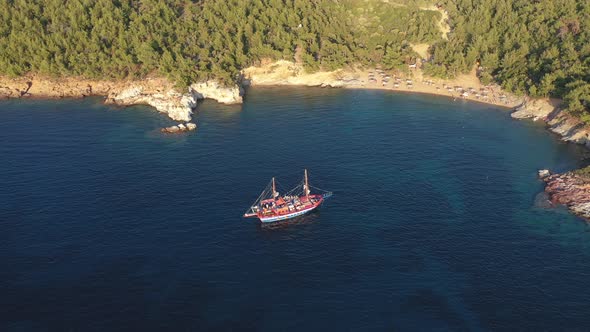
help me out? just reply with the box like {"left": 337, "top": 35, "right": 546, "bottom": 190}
{"left": 2, "top": 87, "right": 590, "bottom": 331}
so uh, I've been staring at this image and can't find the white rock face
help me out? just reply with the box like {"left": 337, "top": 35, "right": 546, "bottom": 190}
{"left": 189, "top": 81, "right": 242, "bottom": 104}
{"left": 107, "top": 87, "right": 196, "bottom": 122}
{"left": 106, "top": 81, "right": 241, "bottom": 121}
{"left": 511, "top": 99, "right": 557, "bottom": 121}
{"left": 161, "top": 122, "right": 198, "bottom": 134}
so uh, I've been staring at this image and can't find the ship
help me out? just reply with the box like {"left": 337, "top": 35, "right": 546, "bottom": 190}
{"left": 243, "top": 169, "right": 332, "bottom": 223}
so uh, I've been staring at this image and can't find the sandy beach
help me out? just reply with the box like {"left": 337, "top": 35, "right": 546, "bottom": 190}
{"left": 343, "top": 68, "right": 523, "bottom": 109}
{"left": 243, "top": 61, "right": 524, "bottom": 109}
{"left": 1, "top": 61, "right": 524, "bottom": 114}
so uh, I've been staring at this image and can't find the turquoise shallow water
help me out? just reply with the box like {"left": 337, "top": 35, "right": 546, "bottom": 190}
{"left": 2, "top": 87, "right": 590, "bottom": 331}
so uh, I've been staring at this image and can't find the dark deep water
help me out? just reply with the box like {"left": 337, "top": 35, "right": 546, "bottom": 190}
{"left": 2, "top": 87, "right": 590, "bottom": 331}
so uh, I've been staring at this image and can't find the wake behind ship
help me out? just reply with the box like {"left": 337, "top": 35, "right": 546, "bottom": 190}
{"left": 244, "top": 169, "right": 332, "bottom": 223}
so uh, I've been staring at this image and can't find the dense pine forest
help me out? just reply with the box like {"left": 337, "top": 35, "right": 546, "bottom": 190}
{"left": 0, "top": 0, "right": 588, "bottom": 115}
{"left": 0, "top": 0, "right": 440, "bottom": 84}
{"left": 429, "top": 0, "right": 590, "bottom": 118}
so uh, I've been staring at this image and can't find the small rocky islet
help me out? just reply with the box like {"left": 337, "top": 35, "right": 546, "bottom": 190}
{"left": 161, "top": 122, "right": 197, "bottom": 134}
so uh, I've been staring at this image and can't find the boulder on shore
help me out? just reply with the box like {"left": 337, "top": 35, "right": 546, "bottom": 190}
{"left": 538, "top": 169, "right": 551, "bottom": 179}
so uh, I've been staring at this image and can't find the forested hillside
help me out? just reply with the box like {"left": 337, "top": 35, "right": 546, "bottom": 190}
{"left": 0, "top": 0, "right": 439, "bottom": 86}
{"left": 426, "top": 0, "right": 590, "bottom": 117}
{"left": 0, "top": 0, "right": 588, "bottom": 115}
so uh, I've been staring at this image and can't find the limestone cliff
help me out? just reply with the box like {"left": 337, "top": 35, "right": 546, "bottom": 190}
{"left": 0, "top": 76, "right": 242, "bottom": 121}
{"left": 106, "top": 87, "right": 197, "bottom": 122}
{"left": 105, "top": 82, "right": 242, "bottom": 121}
{"left": 189, "top": 81, "right": 242, "bottom": 104}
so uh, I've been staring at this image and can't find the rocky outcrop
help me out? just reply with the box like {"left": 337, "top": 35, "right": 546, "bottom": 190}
{"left": 525, "top": 103, "right": 590, "bottom": 221}
{"left": 0, "top": 76, "right": 243, "bottom": 121}
{"left": 105, "top": 81, "right": 242, "bottom": 121}
{"left": 161, "top": 122, "right": 197, "bottom": 133}
{"left": 511, "top": 98, "right": 559, "bottom": 121}
{"left": 106, "top": 87, "right": 197, "bottom": 122}
{"left": 510, "top": 98, "right": 590, "bottom": 149}
{"left": 546, "top": 111, "right": 590, "bottom": 148}
{"left": 538, "top": 169, "right": 551, "bottom": 179}
{"left": 544, "top": 169, "right": 590, "bottom": 220}
{"left": 189, "top": 81, "right": 242, "bottom": 104}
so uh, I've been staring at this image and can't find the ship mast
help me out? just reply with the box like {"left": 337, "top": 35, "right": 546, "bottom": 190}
{"left": 272, "top": 177, "right": 277, "bottom": 198}
{"left": 304, "top": 169, "right": 310, "bottom": 198}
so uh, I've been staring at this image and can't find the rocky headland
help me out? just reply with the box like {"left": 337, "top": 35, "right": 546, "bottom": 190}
{"left": 516, "top": 99, "right": 590, "bottom": 220}
{"left": 542, "top": 168, "right": 590, "bottom": 220}
{"left": 512, "top": 98, "right": 590, "bottom": 148}
{"left": 1, "top": 61, "right": 522, "bottom": 123}
{"left": 0, "top": 75, "right": 242, "bottom": 122}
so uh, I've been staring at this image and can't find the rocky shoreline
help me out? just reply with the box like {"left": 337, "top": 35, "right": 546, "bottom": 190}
{"left": 1, "top": 61, "right": 523, "bottom": 122}
{"left": 512, "top": 98, "right": 590, "bottom": 148}
{"left": 1, "top": 64, "right": 588, "bottom": 149}
{"left": 541, "top": 168, "right": 590, "bottom": 220}
{"left": 3, "top": 64, "right": 590, "bottom": 220}
{"left": 0, "top": 76, "right": 242, "bottom": 122}
{"left": 516, "top": 99, "right": 590, "bottom": 221}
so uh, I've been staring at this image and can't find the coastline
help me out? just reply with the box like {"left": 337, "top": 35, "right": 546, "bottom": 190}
{"left": 1, "top": 61, "right": 521, "bottom": 115}
{"left": 242, "top": 61, "right": 523, "bottom": 109}
{"left": 1, "top": 61, "right": 581, "bottom": 146}
{"left": 0, "top": 75, "right": 242, "bottom": 122}
{"left": 3, "top": 62, "right": 590, "bottom": 221}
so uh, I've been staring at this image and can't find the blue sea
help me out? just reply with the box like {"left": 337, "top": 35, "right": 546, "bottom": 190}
{"left": 2, "top": 87, "right": 590, "bottom": 331}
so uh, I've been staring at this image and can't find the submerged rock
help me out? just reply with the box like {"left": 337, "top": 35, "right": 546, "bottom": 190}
{"left": 162, "top": 125, "right": 180, "bottom": 133}
{"left": 533, "top": 191, "right": 553, "bottom": 209}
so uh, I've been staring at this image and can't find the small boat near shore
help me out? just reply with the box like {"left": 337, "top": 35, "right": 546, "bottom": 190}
{"left": 244, "top": 169, "right": 332, "bottom": 223}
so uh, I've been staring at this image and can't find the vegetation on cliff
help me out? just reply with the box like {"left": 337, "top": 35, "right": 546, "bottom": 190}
{"left": 573, "top": 165, "right": 590, "bottom": 179}
{"left": 0, "top": 0, "right": 588, "bottom": 115}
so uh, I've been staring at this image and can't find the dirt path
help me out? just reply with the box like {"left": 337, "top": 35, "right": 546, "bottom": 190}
{"left": 420, "top": 5, "right": 450, "bottom": 40}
